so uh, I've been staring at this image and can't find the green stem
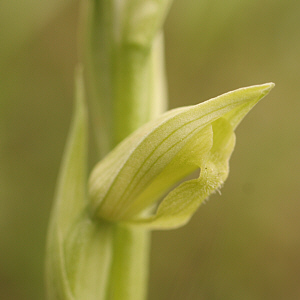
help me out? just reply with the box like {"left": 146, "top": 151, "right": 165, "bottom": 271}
{"left": 83, "top": 1, "right": 169, "bottom": 299}
{"left": 84, "top": 0, "right": 168, "bottom": 156}
{"left": 107, "top": 225, "right": 150, "bottom": 300}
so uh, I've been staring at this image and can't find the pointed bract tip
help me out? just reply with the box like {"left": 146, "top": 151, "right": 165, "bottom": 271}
{"left": 261, "top": 82, "right": 275, "bottom": 94}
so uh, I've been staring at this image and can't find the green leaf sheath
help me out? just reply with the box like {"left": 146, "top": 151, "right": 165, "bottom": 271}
{"left": 50, "top": 68, "right": 88, "bottom": 238}
{"left": 46, "top": 70, "right": 113, "bottom": 300}
{"left": 89, "top": 83, "right": 274, "bottom": 228}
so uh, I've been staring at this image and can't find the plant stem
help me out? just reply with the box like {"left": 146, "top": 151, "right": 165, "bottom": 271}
{"left": 82, "top": 1, "right": 169, "bottom": 299}
{"left": 107, "top": 225, "right": 150, "bottom": 300}
{"left": 83, "top": 0, "right": 168, "bottom": 156}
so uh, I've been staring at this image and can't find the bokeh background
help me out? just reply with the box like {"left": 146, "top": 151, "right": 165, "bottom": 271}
{"left": 1, "top": 0, "right": 300, "bottom": 299}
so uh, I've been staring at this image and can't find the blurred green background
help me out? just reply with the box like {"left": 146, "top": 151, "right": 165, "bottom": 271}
{"left": 1, "top": 0, "right": 300, "bottom": 299}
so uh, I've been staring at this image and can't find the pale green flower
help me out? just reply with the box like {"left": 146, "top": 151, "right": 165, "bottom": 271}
{"left": 89, "top": 83, "right": 274, "bottom": 229}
